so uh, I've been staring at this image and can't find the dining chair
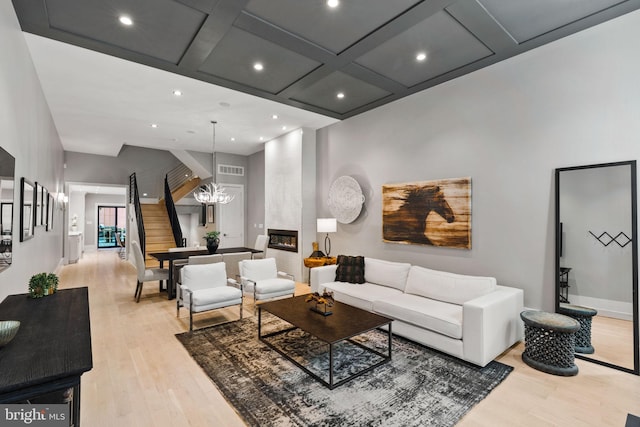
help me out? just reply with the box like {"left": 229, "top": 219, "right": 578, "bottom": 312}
{"left": 177, "top": 262, "right": 243, "bottom": 331}
{"left": 253, "top": 234, "right": 268, "bottom": 259}
{"left": 131, "top": 240, "right": 169, "bottom": 302}
{"left": 188, "top": 254, "right": 223, "bottom": 265}
{"left": 221, "top": 252, "right": 252, "bottom": 281}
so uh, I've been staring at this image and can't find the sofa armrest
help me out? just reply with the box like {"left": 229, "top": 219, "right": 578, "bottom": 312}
{"left": 310, "top": 264, "right": 338, "bottom": 293}
{"left": 462, "top": 285, "right": 524, "bottom": 367}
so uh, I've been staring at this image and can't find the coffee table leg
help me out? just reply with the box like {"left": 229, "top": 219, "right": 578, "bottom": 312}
{"left": 388, "top": 323, "right": 392, "bottom": 359}
{"left": 258, "top": 307, "right": 262, "bottom": 338}
{"left": 329, "top": 343, "right": 334, "bottom": 388}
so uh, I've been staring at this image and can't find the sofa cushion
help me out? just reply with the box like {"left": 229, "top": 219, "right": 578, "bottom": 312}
{"left": 335, "top": 255, "right": 365, "bottom": 284}
{"left": 319, "top": 281, "right": 403, "bottom": 312}
{"left": 364, "top": 258, "right": 411, "bottom": 291}
{"left": 405, "top": 265, "right": 497, "bottom": 305}
{"left": 373, "top": 294, "right": 463, "bottom": 339}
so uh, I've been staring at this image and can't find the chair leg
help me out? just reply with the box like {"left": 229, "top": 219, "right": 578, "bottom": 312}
{"left": 136, "top": 283, "right": 141, "bottom": 302}
{"left": 239, "top": 300, "right": 243, "bottom": 320}
{"left": 176, "top": 299, "right": 180, "bottom": 317}
{"left": 253, "top": 288, "right": 258, "bottom": 315}
{"left": 189, "top": 299, "right": 194, "bottom": 332}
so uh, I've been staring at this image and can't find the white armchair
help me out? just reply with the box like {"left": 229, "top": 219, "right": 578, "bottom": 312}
{"left": 237, "top": 258, "right": 295, "bottom": 310}
{"left": 177, "top": 262, "right": 243, "bottom": 331}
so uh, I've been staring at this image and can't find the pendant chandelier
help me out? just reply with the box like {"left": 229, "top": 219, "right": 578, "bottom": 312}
{"left": 193, "top": 121, "right": 234, "bottom": 205}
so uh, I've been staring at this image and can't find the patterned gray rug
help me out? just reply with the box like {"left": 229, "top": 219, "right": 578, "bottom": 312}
{"left": 176, "top": 314, "right": 513, "bottom": 427}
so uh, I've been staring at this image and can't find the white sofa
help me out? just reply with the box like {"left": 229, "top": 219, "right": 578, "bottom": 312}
{"left": 310, "top": 258, "right": 523, "bottom": 367}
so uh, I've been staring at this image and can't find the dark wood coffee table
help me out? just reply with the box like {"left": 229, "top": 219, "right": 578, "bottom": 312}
{"left": 258, "top": 295, "right": 393, "bottom": 389}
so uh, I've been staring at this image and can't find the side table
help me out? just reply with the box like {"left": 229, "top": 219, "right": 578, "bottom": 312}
{"left": 303, "top": 257, "right": 337, "bottom": 268}
{"left": 520, "top": 310, "right": 580, "bottom": 376}
{"left": 558, "top": 304, "right": 598, "bottom": 354}
{"left": 303, "top": 257, "right": 337, "bottom": 284}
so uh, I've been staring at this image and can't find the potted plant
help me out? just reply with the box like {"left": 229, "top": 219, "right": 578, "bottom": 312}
{"left": 203, "top": 231, "right": 221, "bottom": 254}
{"left": 28, "top": 272, "right": 59, "bottom": 298}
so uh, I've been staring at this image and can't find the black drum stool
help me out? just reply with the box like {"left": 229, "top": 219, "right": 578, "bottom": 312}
{"left": 558, "top": 304, "right": 597, "bottom": 354}
{"left": 520, "top": 310, "right": 580, "bottom": 376}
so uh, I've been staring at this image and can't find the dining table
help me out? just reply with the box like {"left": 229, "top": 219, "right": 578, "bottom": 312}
{"left": 149, "top": 247, "right": 263, "bottom": 299}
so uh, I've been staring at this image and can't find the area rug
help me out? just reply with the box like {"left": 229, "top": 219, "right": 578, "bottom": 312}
{"left": 176, "top": 315, "right": 513, "bottom": 427}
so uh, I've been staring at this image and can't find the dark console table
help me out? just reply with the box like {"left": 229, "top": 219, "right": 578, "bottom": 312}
{"left": 0, "top": 287, "right": 93, "bottom": 426}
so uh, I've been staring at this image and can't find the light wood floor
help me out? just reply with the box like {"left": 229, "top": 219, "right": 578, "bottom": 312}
{"left": 58, "top": 251, "right": 640, "bottom": 427}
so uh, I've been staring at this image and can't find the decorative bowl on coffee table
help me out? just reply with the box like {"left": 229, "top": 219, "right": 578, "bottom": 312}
{"left": 0, "top": 320, "right": 20, "bottom": 347}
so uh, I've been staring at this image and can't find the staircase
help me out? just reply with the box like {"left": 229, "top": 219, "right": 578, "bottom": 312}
{"left": 140, "top": 203, "right": 175, "bottom": 267}
{"left": 163, "top": 177, "right": 201, "bottom": 204}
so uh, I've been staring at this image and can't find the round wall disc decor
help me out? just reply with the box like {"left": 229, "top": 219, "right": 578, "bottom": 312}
{"left": 328, "top": 176, "right": 365, "bottom": 224}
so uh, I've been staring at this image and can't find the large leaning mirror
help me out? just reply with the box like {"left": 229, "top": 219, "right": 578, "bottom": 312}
{"left": 0, "top": 146, "right": 15, "bottom": 272}
{"left": 555, "top": 160, "right": 639, "bottom": 374}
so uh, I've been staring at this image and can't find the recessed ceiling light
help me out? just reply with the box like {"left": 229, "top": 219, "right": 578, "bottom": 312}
{"left": 272, "top": 114, "right": 278, "bottom": 119}
{"left": 327, "top": 0, "right": 339, "bottom": 8}
{"left": 119, "top": 15, "right": 133, "bottom": 26}
{"left": 151, "top": 123, "right": 158, "bottom": 128}
{"left": 259, "top": 137, "right": 264, "bottom": 141}
{"left": 416, "top": 52, "right": 427, "bottom": 62}
{"left": 142, "top": 193, "right": 148, "bottom": 197}
{"left": 336, "top": 92, "right": 345, "bottom": 99}
{"left": 282, "top": 126, "right": 287, "bottom": 131}
{"left": 231, "top": 137, "right": 235, "bottom": 142}
{"left": 253, "top": 62, "right": 264, "bottom": 71}
{"left": 173, "top": 89, "right": 182, "bottom": 96}
{"left": 219, "top": 102, "right": 231, "bottom": 108}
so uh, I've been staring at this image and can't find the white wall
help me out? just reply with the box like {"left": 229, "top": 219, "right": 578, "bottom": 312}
{"left": 316, "top": 9, "right": 640, "bottom": 311}
{"left": 0, "top": 3, "right": 65, "bottom": 300}
{"left": 265, "top": 128, "right": 316, "bottom": 280}
{"left": 247, "top": 150, "right": 265, "bottom": 247}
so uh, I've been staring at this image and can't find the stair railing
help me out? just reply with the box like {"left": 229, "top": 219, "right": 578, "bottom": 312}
{"left": 166, "top": 163, "right": 195, "bottom": 192}
{"left": 164, "top": 174, "right": 184, "bottom": 247}
{"left": 129, "top": 173, "right": 146, "bottom": 257}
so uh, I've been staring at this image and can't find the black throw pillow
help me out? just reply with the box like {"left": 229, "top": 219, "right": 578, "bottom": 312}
{"left": 335, "top": 255, "right": 365, "bottom": 284}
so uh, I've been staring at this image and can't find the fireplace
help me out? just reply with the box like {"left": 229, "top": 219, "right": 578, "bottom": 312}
{"left": 267, "top": 229, "right": 298, "bottom": 253}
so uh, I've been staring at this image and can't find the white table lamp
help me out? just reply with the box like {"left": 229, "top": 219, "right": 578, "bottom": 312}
{"left": 317, "top": 218, "right": 337, "bottom": 257}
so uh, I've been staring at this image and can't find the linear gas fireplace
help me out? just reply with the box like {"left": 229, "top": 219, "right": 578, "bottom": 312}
{"left": 267, "top": 229, "right": 298, "bottom": 253}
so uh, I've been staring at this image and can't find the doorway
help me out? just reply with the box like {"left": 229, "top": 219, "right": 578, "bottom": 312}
{"left": 217, "top": 184, "right": 244, "bottom": 248}
{"left": 97, "top": 206, "right": 126, "bottom": 249}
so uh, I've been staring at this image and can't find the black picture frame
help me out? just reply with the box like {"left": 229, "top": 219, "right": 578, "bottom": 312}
{"left": 35, "top": 182, "right": 42, "bottom": 227}
{"left": 46, "top": 193, "right": 54, "bottom": 231}
{"left": 20, "top": 177, "right": 35, "bottom": 242}
{"left": 206, "top": 204, "right": 215, "bottom": 223}
{"left": 42, "top": 187, "right": 48, "bottom": 226}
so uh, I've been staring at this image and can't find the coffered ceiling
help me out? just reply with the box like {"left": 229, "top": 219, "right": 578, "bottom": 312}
{"left": 10, "top": 0, "right": 640, "bottom": 156}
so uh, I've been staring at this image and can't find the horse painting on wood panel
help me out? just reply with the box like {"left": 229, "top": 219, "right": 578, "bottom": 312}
{"left": 382, "top": 177, "right": 471, "bottom": 249}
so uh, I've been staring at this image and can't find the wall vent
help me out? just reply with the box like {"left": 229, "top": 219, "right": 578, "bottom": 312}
{"left": 218, "top": 164, "right": 244, "bottom": 176}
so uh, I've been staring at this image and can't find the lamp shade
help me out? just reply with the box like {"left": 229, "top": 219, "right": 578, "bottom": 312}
{"left": 317, "top": 218, "right": 337, "bottom": 233}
